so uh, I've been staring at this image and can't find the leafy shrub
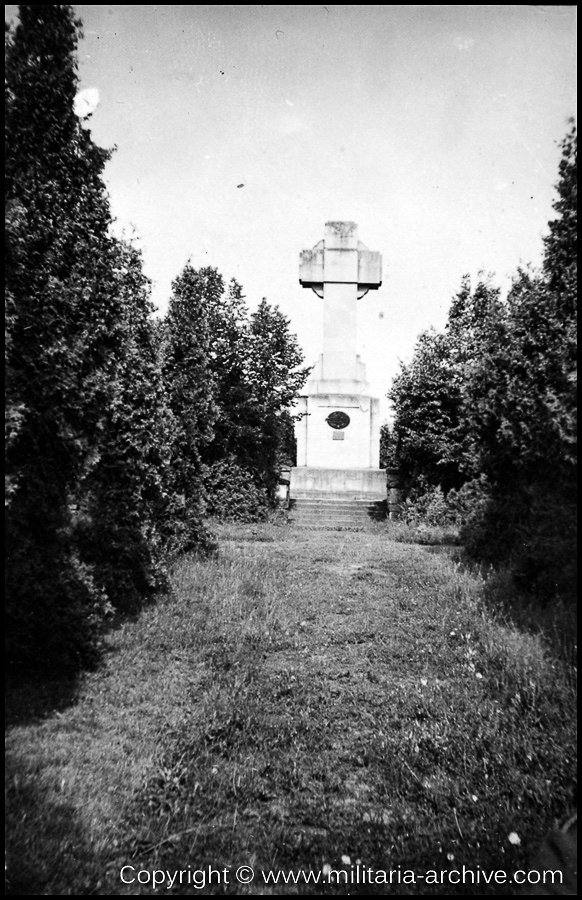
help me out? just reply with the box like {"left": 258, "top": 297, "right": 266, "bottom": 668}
{"left": 461, "top": 481, "right": 577, "bottom": 603}
{"left": 204, "top": 457, "right": 270, "bottom": 523}
{"left": 5, "top": 517, "right": 112, "bottom": 671}
{"left": 404, "top": 476, "right": 490, "bottom": 528}
{"left": 404, "top": 484, "right": 451, "bottom": 526}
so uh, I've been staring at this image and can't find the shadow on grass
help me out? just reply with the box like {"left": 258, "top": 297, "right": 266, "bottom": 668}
{"left": 4, "top": 585, "right": 167, "bottom": 729}
{"left": 5, "top": 669, "right": 80, "bottom": 728}
{"left": 5, "top": 752, "right": 93, "bottom": 896}
{"left": 480, "top": 572, "right": 578, "bottom": 670}
{"left": 385, "top": 520, "right": 577, "bottom": 669}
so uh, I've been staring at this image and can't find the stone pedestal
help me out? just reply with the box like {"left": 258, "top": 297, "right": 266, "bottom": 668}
{"left": 294, "top": 384, "right": 381, "bottom": 470}
{"left": 290, "top": 467, "right": 387, "bottom": 499}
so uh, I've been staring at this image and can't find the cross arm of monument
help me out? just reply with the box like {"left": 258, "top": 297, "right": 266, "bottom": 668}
{"left": 299, "top": 221, "right": 382, "bottom": 299}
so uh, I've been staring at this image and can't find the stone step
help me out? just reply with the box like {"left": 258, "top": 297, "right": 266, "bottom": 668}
{"left": 288, "top": 497, "right": 387, "bottom": 527}
{"left": 290, "top": 507, "right": 382, "bottom": 518}
{"left": 291, "top": 491, "right": 386, "bottom": 501}
{"left": 289, "top": 499, "right": 386, "bottom": 511}
{"left": 291, "top": 511, "right": 377, "bottom": 518}
{"left": 289, "top": 514, "right": 381, "bottom": 524}
{"left": 289, "top": 498, "right": 385, "bottom": 506}
{"left": 290, "top": 520, "right": 384, "bottom": 529}
{"left": 290, "top": 517, "right": 380, "bottom": 525}
{"left": 290, "top": 522, "right": 368, "bottom": 531}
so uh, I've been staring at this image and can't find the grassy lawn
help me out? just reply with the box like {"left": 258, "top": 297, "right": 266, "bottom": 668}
{"left": 5, "top": 521, "right": 576, "bottom": 895}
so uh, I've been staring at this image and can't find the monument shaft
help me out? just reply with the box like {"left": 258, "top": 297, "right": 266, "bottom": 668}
{"left": 322, "top": 282, "right": 358, "bottom": 381}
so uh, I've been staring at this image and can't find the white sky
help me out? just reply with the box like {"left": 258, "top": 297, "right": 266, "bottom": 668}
{"left": 5, "top": 5, "right": 577, "bottom": 420}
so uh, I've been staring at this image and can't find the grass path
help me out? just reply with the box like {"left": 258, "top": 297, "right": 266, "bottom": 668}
{"left": 5, "top": 523, "right": 576, "bottom": 895}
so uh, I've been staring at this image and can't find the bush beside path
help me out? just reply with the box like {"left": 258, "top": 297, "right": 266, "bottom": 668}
{"left": 6, "top": 522, "right": 576, "bottom": 895}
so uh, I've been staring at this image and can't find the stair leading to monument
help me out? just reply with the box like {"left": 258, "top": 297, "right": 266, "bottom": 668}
{"left": 288, "top": 497, "right": 387, "bottom": 529}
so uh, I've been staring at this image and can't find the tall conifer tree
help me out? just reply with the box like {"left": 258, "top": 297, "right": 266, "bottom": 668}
{"left": 161, "top": 266, "right": 218, "bottom": 552}
{"left": 5, "top": 6, "right": 123, "bottom": 667}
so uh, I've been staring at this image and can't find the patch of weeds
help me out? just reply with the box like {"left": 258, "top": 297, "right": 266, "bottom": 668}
{"left": 384, "top": 520, "right": 461, "bottom": 545}
{"left": 210, "top": 520, "right": 286, "bottom": 544}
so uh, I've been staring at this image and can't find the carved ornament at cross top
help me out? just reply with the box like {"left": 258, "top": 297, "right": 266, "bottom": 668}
{"left": 299, "top": 221, "right": 382, "bottom": 299}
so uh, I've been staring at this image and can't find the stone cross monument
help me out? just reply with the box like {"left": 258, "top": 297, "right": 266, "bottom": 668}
{"left": 290, "top": 221, "right": 386, "bottom": 501}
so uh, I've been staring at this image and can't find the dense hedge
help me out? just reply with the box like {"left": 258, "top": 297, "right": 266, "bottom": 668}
{"left": 5, "top": 7, "right": 309, "bottom": 670}
{"left": 388, "top": 124, "right": 577, "bottom": 602}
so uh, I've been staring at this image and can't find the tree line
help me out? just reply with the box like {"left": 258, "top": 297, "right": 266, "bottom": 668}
{"left": 5, "top": 6, "right": 310, "bottom": 671}
{"left": 6, "top": 6, "right": 576, "bottom": 671}
{"left": 384, "top": 122, "right": 577, "bottom": 601}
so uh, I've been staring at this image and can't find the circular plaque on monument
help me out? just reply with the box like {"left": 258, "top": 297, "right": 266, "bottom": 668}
{"left": 326, "top": 411, "right": 350, "bottom": 430}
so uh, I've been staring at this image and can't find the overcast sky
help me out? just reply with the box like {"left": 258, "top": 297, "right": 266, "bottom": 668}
{"left": 5, "top": 5, "right": 577, "bottom": 419}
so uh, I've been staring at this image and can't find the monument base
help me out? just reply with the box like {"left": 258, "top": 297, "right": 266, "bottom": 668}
{"left": 290, "top": 467, "right": 386, "bottom": 500}
{"left": 294, "top": 391, "right": 381, "bottom": 469}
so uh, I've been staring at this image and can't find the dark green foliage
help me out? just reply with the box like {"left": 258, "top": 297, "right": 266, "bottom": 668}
{"left": 202, "top": 277, "right": 250, "bottom": 466}
{"left": 160, "top": 266, "right": 218, "bottom": 553}
{"left": 379, "top": 422, "right": 397, "bottom": 469}
{"left": 388, "top": 277, "right": 502, "bottom": 495}
{"left": 161, "top": 270, "right": 310, "bottom": 523}
{"left": 244, "top": 298, "right": 310, "bottom": 502}
{"left": 543, "top": 120, "right": 577, "bottom": 300}
{"left": 5, "top": 6, "right": 308, "bottom": 672}
{"left": 5, "top": 6, "right": 122, "bottom": 668}
{"left": 461, "top": 127, "right": 577, "bottom": 597}
{"left": 204, "top": 456, "right": 270, "bottom": 522}
{"left": 6, "top": 7, "right": 195, "bottom": 669}
{"left": 388, "top": 328, "right": 463, "bottom": 493}
{"left": 403, "top": 477, "right": 490, "bottom": 529}
{"left": 76, "top": 240, "right": 176, "bottom": 611}
{"left": 276, "top": 409, "right": 299, "bottom": 468}
{"left": 6, "top": 502, "right": 111, "bottom": 671}
{"left": 388, "top": 124, "right": 576, "bottom": 602}
{"left": 465, "top": 271, "right": 575, "bottom": 486}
